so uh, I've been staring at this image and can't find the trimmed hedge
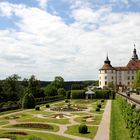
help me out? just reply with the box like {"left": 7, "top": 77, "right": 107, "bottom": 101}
{"left": 0, "top": 101, "right": 19, "bottom": 112}
{"left": 117, "top": 96, "right": 140, "bottom": 139}
{"left": 71, "top": 90, "right": 85, "bottom": 99}
{"left": 35, "top": 95, "right": 65, "bottom": 105}
{"left": 94, "top": 90, "right": 116, "bottom": 99}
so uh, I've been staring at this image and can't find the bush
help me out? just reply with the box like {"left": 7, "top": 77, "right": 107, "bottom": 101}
{"left": 35, "top": 106, "right": 40, "bottom": 110}
{"left": 101, "top": 99, "right": 104, "bottom": 102}
{"left": 96, "top": 107, "right": 100, "bottom": 111}
{"left": 65, "top": 99, "right": 69, "bottom": 103}
{"left": 97, "top": 104, "right": 102, "bottom": 108}
{"left": 57, "top": 88, "right": 66, "bottom": 96}
{"left": 78, "top": 124, "right": 88, "bottom": 134}
{"left": 46, "top": 104, "right": 50, "bottom": 108}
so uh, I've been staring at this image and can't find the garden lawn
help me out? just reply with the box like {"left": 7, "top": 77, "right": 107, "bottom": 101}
{"left": 17, "top": 117, "right": 70, "bottom": 124}
{"left": 0, "top": 130, "right": 73, "bottom": 140}
{"left": 110, "top": 99, "right": 133, "bottom": 140}
{"left": 0, "top": 120, "right": 9, "bottom": 126}
{"left": 65, "top": 125, "right": 98, "bottom": 139}
{"left": 90, "top": 109, "right": 104, "bottom": 114}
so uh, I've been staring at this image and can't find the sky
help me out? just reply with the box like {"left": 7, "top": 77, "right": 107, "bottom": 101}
{"left": 0, "top": 0, "right": 140, "bottom": 81}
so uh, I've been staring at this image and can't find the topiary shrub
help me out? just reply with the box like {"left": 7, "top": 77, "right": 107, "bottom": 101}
{"left": 46, "top": 104, "right": 50, "bottom": 108}
{"left": 97, "top": 104, "right": 102, "bottom": 108}
{"left": 35, "top": 106, "right": 40, "bottom": 111}
{"left": 78, "top": 124, "right": 88, "bottom": 134}
{"left": 101, "top": 99, "right": 104, "bottom": 102}
{"left": 22, "top": 93, "right": 35, "bottom": 109}
{"left": 96, "top": 107, "right": 100, "bottom": 112}
{"left": 65, "top": 99, "right": 69, "bottom": 103}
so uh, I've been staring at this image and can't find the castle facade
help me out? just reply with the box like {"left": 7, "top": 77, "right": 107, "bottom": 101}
{"left": 99, "top": 46, "right": 140, "bottom": 90}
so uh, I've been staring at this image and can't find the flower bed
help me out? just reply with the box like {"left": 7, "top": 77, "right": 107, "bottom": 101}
{"left": 13, "top": 123, "right": 53, "bottom": 130}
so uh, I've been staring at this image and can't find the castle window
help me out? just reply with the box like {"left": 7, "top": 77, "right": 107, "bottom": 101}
{"left": 132, "top": 76, "right": 134, "bottom": 80}
{"left": 100, "top": 81, "right": 101, "bottom": 85}
{"left": 128, "top": 76, "right": 130, "bottom": 80}
{"left": 105, "top": 81, "right": 107, "bottom": 85}
{"left": 128, "top": 82, "right": 130, "bottom": 85}
{"left": 128, "top": 71, "right": 130, "bottom": 74}
{"left": 105, "top": 76, "right": 107, "bottom": 79}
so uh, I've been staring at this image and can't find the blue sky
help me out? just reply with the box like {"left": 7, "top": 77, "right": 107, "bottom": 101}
{"left": 0, "top": 0, "right": 140, "bottom": 80}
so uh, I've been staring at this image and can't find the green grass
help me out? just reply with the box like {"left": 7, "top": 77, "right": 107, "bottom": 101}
{"left": 110, "top": 99, "right": 133, "bottom": 140}
{"left": 0, "top": 130, "right": 73, "bottom": 140}
{"left": 0, "top": 109, "right": 23, "bottom": 116}
{"left": 90, "top": 109, "right": 104, "bottom": 114}
{"left": 65, "top": 125, "right": 98, "bottom": 139}
{"left": 26, "top": 109, "right": 54, "bottom": 115}
{"left": 74, "top": 115, "right": 102, "bottom": 125}
{"left": 0, "top": 120, "right": 9, "bottom": 125}
{"left": 17, "top": 117, "right": 70, "bottom": 124}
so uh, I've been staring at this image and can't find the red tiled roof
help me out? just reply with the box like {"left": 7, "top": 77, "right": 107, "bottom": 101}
{"left": 100, "top": 63, "right": 115, "bottom": 70}
{"left": 114, "top": 66, "right": 128, "bottom": 71}
{"left": 100, "top": 60, "right": 140, "bottom": 71}
{"left": 127, "top": 60, "right": 140, "bottom": 69}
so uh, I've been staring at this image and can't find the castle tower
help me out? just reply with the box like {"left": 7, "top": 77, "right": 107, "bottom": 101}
{"left": 99, "top": 55, "right": 115, "bottom": 88}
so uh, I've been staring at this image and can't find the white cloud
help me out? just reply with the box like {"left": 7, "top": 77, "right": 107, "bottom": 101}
{"left": 36, "top": 0, "right": 48, "bottom": 9}
{"left": 0, "top": 2, "right": 140, "bottom": 80}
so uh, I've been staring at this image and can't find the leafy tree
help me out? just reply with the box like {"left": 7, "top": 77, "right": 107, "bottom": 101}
{"left": 132, "top": 70, "right": 140, "bottom": 92}
{"left": 44, "top": 84, "right": 57, "bottom": 96}
{"left": 2, "top": 74, "right": 21, "bottom": 101}
{"left": 108, "top": 82, "right": 115, "bottom": 89}
{"left": 22, "top": 91, "right": 35, "bottom": 109}
{"left": 57, "top": 88, "right": 66, "bottom": 96}
{"left": 71, "top": 84, "right": 81, "bottom": 90}
{"left": 52, "top": 76, "right": 64, "bottom": 89}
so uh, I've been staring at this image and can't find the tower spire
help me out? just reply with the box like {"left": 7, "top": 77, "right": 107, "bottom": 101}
{"left": 104, "top": 53, "right": 111, "bottom": 64}
{"left": 132, "top": 44, "right": 138, "bottom": 60}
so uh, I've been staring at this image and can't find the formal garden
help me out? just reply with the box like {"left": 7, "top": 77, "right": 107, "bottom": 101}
{"left": 3, "top": 74, "right": 138, "bottom": 140}
{"left": 0, "top": 99, "right": 107, "bottom": 140}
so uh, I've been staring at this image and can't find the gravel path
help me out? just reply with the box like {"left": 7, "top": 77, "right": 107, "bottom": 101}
{"left": 94, "top": 100, "right": 112, "bottom": 140}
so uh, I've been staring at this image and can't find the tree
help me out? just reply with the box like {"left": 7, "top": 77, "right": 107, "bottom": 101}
{"left": 132, "top": 70, "right": 140, "bottom": 93}
{"left": 2, "top": 74, "right": 21, "bottom": 101}
{"left": 44, "top": 84, "right": 57, "bottom": 96}
{"left": 71, "top": 84, "right": 81, "bottom": 90}
{"left": 108, "top": 82, "right": 115, "bottom": 89}
{"left": 52, "top": 76, "right": 64, "bottom": 89}
{"left": 21, "top": 75, "right": 44, "bottom": 98}
{"left": 57, "top": 88, "right": 66, "bottom": 96}
{"left": 22, "top": 91, "right": 35, "bottom": 109}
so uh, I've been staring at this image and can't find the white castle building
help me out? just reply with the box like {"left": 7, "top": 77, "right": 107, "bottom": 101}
{"left": 99, "top": 46, "right": 140, "bottom": 90}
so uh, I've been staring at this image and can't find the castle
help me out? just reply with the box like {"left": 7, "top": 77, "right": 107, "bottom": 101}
{"left": 99, "top": 45, "right": 140, "bottom": 90}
